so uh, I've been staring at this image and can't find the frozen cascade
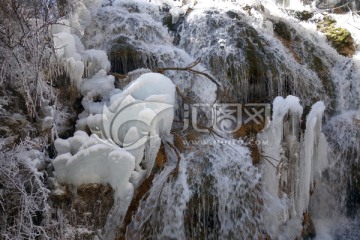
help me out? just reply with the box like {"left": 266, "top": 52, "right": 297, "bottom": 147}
{"left": 48, "top": 0, "right": 360, "bottom": 239}
{"left": 81, "top": 0, "right": 219, "bottom": 104}
{"left": 177, "top": 1, "right": 332, "bottom": 105}
{"left": 309, "top": 110, "right": 360, "bottom": 239}
{"left": 258, "top": 96, "right": 304, "bottom": 237}
{"left": 126, "top": 138, "right": 263, "bottom": 239}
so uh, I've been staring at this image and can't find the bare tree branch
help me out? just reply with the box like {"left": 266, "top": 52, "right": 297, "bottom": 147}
{"left": 108, "top": 58, "right": 222, "bottom": 88}
{"left": 152, "top": 61, "right": 221, "bottom": 88}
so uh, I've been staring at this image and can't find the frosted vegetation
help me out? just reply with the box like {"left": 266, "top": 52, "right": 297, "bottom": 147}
{"left": 0, "top": 0, "right": 360, "bottom": 239}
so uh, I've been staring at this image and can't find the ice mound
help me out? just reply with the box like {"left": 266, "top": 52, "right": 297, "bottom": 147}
{"left": 53, "top": 132, "right": 135, "bottom": 200}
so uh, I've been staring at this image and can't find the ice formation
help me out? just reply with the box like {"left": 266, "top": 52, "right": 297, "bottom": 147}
{"left": 258, "top": 96, "right": 303, "bottom": 236}
{"left": 53, "top": 72, "right": 175, "bottom": 224}
{"left": 258, "top": 96, "right": 328, "bottom": 238}
{"left": 52, "top": 1, "right": 176, "bottom": 237}
{"left": 54, "top": 132, "right": 135, "bottom": 200}
{"left": 298, "top": 101, "right": 328, "bottom": 216}
{"left": 47, "top": 0, "right": 360, "bottom": 238}
{"left": 88, "top": 72, "right": 176, "bottom": 178}
{"left": 52, "top": 0, "right": 110, "bottom": 90}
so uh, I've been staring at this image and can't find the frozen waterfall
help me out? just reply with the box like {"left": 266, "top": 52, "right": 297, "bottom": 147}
{"left": 49, "top": 0, "right": 360, "bottom": 239}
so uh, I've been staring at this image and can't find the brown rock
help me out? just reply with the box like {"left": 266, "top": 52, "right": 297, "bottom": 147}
{"left": 233, "top": 122, "right": 264, "bottom": 139}
{"left": 173, "top": 132, "right": 185, "bottom": 153}
{"left": 155, "top": 143, "right": 167, "bottom": 169}
{"left": 233, "top": 123, "right": 264, "bottom": 165}
{"left": 301, "top": 211, "right": 316, "bottom": 239}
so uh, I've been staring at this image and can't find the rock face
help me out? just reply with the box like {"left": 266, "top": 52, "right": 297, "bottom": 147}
{"left": 317, "top": 15, "right": 356, "bottom": 57}
{"left": 108, "top": 36, "right": 157, "bottom": 75}
{"left": 347, "top": 164, "right": 360, "bottom": 216}
{"left": 271, "top": 17, "right": 338, "bottom": 111}
{"left": 274, "top": 21, "right": 292, "bottom": 41}
{"left": 51, "top": 184, "right": 114, "bottom": 239}
{"left": 177, "top": 8, "right": 333, "bottom": 109}
{"left": 301, "top": 212, "right": 316, "bottom": 239}
{"left": 233, "top": 123, "right": 264, "bottom": 165}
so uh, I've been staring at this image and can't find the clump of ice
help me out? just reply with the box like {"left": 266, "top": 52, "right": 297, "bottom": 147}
{"left": 90, "top": 73, "right": 175, "bottom": 178}
{"left": 54, "top": 71, "right": 175, "bottom": 188}
{"left": 83, "top": 49, "right": 111, "bottom": 77}
{"left": 53, "top": 133, "right": 135, "bottom": 200}
{"left": 52, "top": 0, "right": 110, "bottom": 90}
{"left": 298, "top": 101, "right": 327, "bottom": 216}
{"left": 81, "top": 70, "right": 114, "bottom": 97}
{"left": 52, "top": 30, "right": 111, "bottom": 90}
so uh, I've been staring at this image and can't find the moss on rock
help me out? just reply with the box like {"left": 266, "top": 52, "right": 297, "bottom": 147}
{"left": 274, "top": 21, "right": 292, "bottom": 41}
{"left": 317, "top": 15, "right": 356, "bottom": 57}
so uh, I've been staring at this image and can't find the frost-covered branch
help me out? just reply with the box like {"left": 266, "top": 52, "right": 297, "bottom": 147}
{"left": 152, "top": 58, "right": 221, "bottom": 88}
{"left": 0, "top": 140, "right": 52, "bottom": 239}
{"left": 0, "top": 0, "right": 65, "bottom": 119}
